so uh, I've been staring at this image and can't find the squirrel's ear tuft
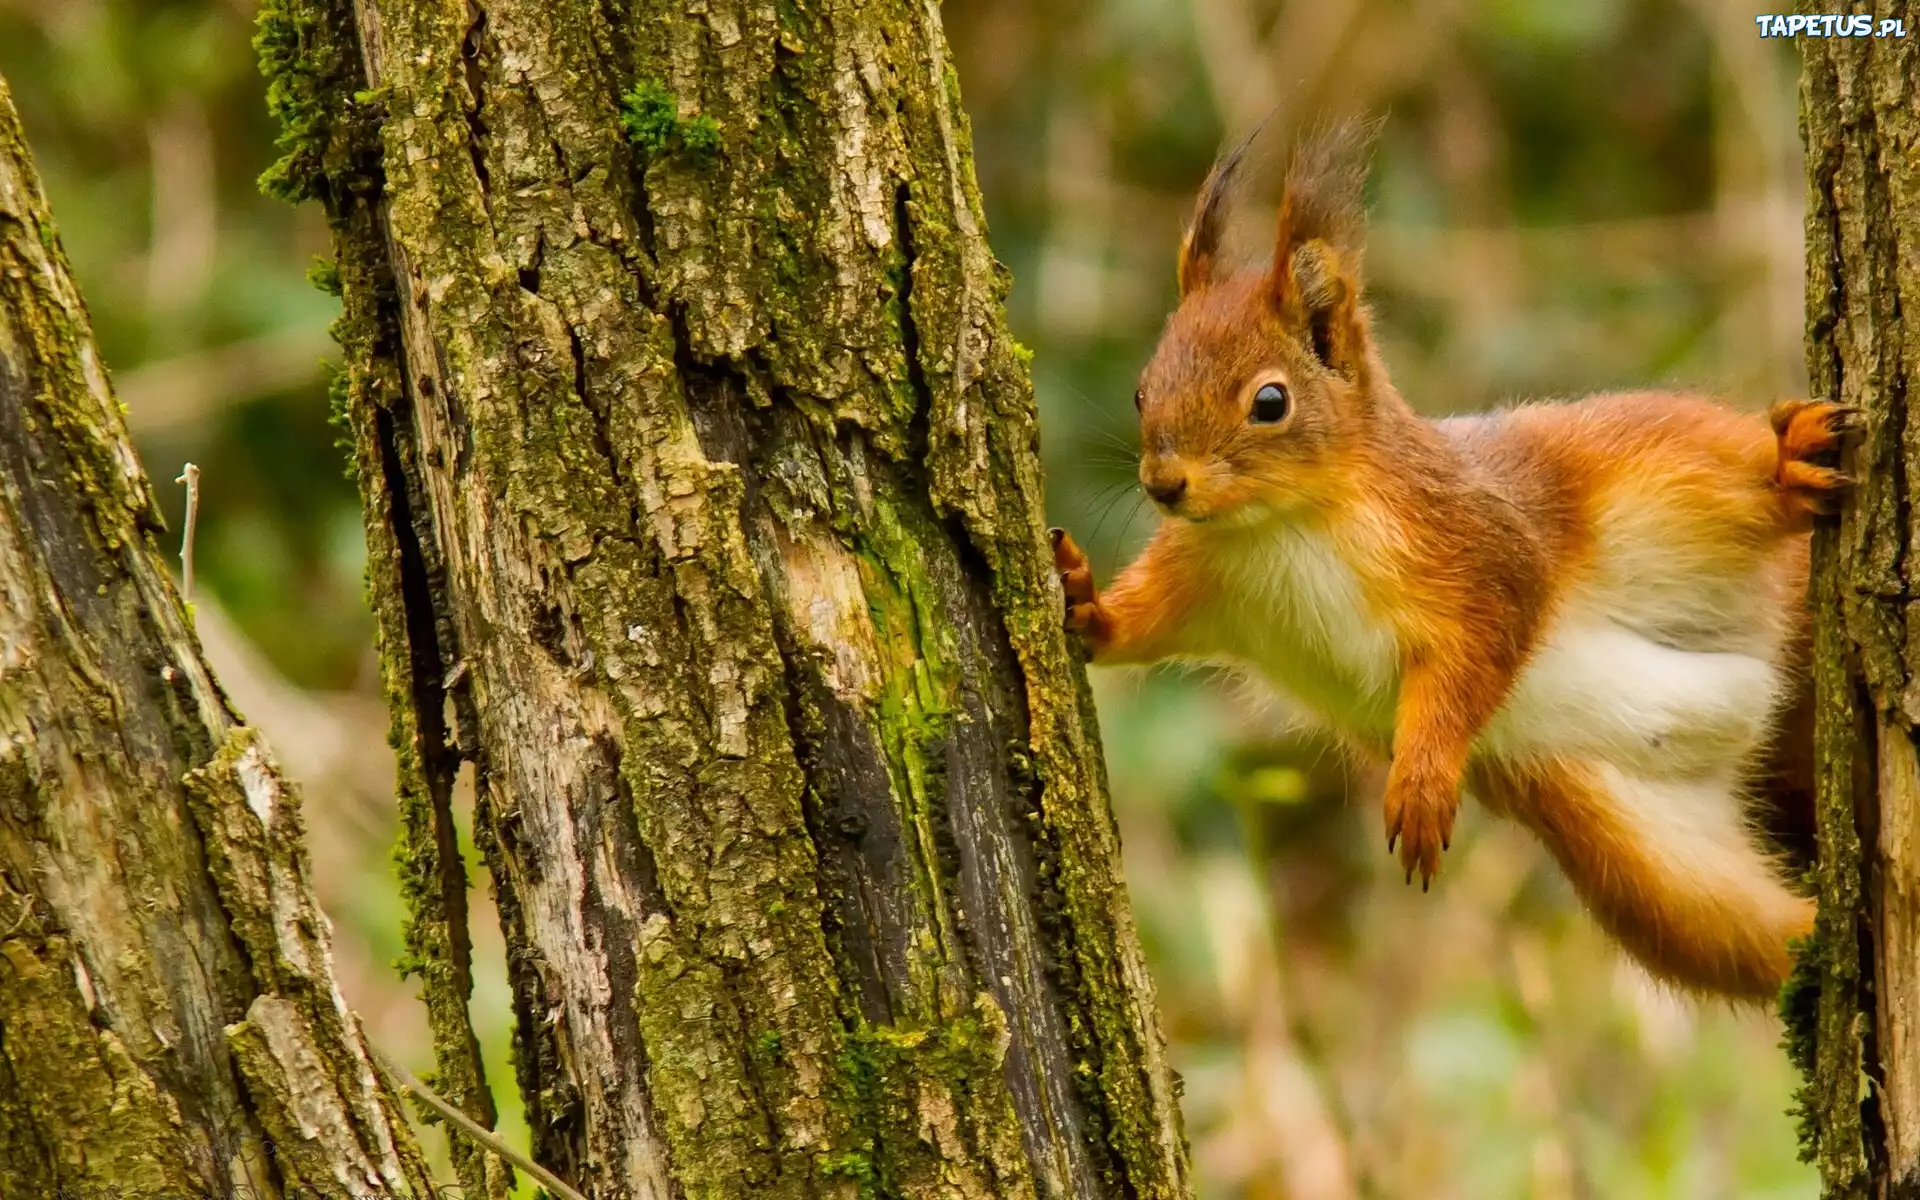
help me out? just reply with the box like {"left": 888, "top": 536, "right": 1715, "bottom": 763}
{"left": 1271, "top": 117, "right": 1378, "bottom": 375}
{"left": 1278, "top": 235, "right": 1365, "bottom": 376}
{"left": 1177, "top": 121, "right": 1268, "bottom": 297}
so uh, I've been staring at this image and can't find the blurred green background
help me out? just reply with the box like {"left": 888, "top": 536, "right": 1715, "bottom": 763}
{"left": 0, "top": 0, "right": 1812, "bottom": 1196}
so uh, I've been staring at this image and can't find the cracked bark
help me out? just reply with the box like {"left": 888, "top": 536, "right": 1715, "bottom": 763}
{"left": 259, "top": 0, "right": 1191, "bottom": 1197}
{"left": 0, "top": 70, "right": 435, "bottom": 1199}
{"left": 1793, "top": 14, "right": 1920, "bottom": 1200}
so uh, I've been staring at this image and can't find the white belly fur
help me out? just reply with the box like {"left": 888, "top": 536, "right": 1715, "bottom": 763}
{"left": 1197, "top": 524, "right": 1399, "bottom": 742}
{"left": 1481, "top": 620, "right": 1779, "bottom": 776}
{"left": 1206, "top": 524, "right": 1784, "bottom": 781}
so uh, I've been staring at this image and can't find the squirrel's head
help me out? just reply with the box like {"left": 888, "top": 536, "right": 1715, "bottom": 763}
{"left": 1134, "top": 120, "right": 1382, "bottom": 525}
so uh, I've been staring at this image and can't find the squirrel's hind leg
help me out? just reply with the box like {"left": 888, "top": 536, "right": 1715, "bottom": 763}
{"left": 1478, "top": 757, "right": 1813, "bottom": 1000}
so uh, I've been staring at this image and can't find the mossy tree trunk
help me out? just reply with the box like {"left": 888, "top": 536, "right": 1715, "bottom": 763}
{"left": 1792, "top": 14, "right": 1920, "bottom": 1199}
{"left": 258, "top": 0, "right": 1190, "bottom": 1197}
{"left": 0, "top": 72, "right": 435, "bottom": 1198}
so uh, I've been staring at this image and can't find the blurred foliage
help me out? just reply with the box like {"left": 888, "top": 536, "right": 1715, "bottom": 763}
{"left": 1, "top": 0, "right": 1813, "bottom": 1195}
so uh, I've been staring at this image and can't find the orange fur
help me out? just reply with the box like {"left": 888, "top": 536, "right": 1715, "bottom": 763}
{"left": 1471, "top": 758, "right": 1814, "bottom": 999}
{"left": 1051, "top": 123, "right": 1854, "bottom": 1000}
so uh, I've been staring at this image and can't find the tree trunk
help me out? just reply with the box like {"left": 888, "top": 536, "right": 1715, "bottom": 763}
{"left": 1791, "top": 15, "right": 1920, "bottom": 1199}
{"left": 257, "top": 0, "right": 1190, "bottom": 1196}
{"left": 0, "top": 71, "right": 435, "bottom": 1198}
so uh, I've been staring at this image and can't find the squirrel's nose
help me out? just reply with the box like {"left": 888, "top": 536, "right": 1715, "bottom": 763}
{"left": 1145, "top": 476, "right": 1188, "bottom": 507}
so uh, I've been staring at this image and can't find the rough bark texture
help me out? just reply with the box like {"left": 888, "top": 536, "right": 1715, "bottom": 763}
{"left": 257, "top": 0, "right": 1191, "bottom": 1197}
{"left": 0, "top": 72, "right": 435, "bottom": 1199}
{"left": 1791, "top": 13, "right": 1920, "bottom": 1199}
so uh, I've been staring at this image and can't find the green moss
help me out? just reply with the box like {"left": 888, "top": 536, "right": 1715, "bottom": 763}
{"left": 255, "top": 0, "right": 385, "bottom": 207}
{"left": 254, "top": 0, "right": 345, "bottom": 200}
{"left": 322, "top": 362, "right": 357, "bottom": 482}
{"left": 306, "top": 255, "right": 342, "bottom": 295}
{"left": 818, "top": 1151, "right": 877, "bottom": 1191}
{"left": 0, "top": 935, "right": 196, "bottom": 1196}
{"left": 620, "top": 80, "right": 721, "bottom": 163}
{"left": 816, "top": 1013, "right": 1010, "bottom": 1199}
{"left": 619, "top": 81, "right": 680, "bottom": 152}
{"left": 1779, "top": 931, "right": 1822, "bottom": 1162}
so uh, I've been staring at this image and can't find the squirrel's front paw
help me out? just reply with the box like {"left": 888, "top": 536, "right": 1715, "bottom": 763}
{"left": 1049, "top": 528, "right": 1112, "bottom": 654}
{"left": 1383, "top": 773, "right": 1457, "bottom": 891}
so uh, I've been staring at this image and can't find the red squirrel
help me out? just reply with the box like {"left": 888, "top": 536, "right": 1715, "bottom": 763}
{"left": 1049, "top": 122, "right": 1853, "bottom": 1001}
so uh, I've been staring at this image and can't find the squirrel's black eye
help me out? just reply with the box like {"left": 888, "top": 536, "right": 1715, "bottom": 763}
{"left": 1250, "top": 382, "right": 1290, "bottom": 424}
{"left": 1133, "top": 388, "right": 1144, "bottom": 413}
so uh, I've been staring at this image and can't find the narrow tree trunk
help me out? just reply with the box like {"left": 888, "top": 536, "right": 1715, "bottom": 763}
{"left": 258, "top": 0, "right": 1191, "bottom": 1197}
{"left": 1791, "top": 16, "right": 1920, "bottom": 1198}
{"left": 0, "top": 72, "right": 434, "bottom": 1198}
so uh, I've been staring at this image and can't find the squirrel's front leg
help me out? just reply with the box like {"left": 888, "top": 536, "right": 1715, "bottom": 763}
{"left": 1385, "top": 646, "right": 1523, "bottom": 888}
{"left": 1049, "top": 526, "right": 1200, "bottom": 665}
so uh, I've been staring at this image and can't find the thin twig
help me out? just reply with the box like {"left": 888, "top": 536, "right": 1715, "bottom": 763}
{"left": 174, "top": 462, "right": 200, "bottom": 601}
{"left": 365, "top": 1041, "right": 589, "bottom": 1200}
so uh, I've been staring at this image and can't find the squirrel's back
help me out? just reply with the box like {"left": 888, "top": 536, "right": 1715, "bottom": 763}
{"left": 1444, "top": 390, "right": 1807, "bottom": 659}
{"left": 1429, "top": 391, "right": 1804, "bottom": 770}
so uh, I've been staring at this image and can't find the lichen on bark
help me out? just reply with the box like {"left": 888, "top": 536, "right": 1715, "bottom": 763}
{"left": 0, "top": 66, "right": 434, "bottom": 1199}
{"left": 262, "top": 0, "right": 1191, "bottom": 1196}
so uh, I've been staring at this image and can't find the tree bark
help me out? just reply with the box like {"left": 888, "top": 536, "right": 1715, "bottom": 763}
{"left": 257, "top": 0, "right": 1190, "bottom": 1197}
{"left": 0, "top": 71, "right": 435, "bottom": 1199}
{"left": 1791, "top": 14, "right": 1920, "bottom": 1199}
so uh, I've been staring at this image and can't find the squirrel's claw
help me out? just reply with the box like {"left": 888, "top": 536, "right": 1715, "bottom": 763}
{"left": 1770, "top": 398, "right": 1859, "bottom": 521}
{"left": 1050, "top": 527, "right": 1111, "bottom": 655}
{"left": 1384, "top": 779, "right": 1455, "bottom": 890}
{"left": 1051, "top": 528, "right": 1093, "bottom": 600}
